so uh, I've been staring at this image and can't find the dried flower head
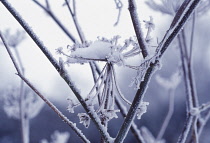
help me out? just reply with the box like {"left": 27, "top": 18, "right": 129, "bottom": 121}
{"left": 78, "top": 113, "right": 90, "bottom": 128}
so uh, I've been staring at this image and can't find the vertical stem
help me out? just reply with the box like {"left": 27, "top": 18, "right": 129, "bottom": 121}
{"left": 128, "top": 0, "right": 148, "bottom": 58}
{"left": 114, "top": 63, "right": 156, "bottom": 143}
{"left": 115, "top": 96, "right": 145, "bottom": 143}
{"left": 156, "top": 89, "right": 175, "bottom": 141}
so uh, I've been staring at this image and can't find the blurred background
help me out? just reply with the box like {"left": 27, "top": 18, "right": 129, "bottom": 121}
{"left": 0, "top": 0, "right": 210, "bottom": 143}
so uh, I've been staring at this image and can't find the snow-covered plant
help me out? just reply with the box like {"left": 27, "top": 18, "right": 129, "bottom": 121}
{"left": 63, "top": 36, "right": 151, "bottom": 126}
{"left": 1, "top": 0, "right": 210, "bottom": 143}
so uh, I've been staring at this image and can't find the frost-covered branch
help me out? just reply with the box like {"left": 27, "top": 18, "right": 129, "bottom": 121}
{"left": 0, "top": 31, "right": 90, "bottom": 143}
{"left": 128, "top": 0, "right": 148, "bottom": 58}
{"left": 114, "top": 0, "right": 201, "bottom": 142}
{"left": 1, "top": 1, "right": 112, "bottom": 142}
{"left": 115, "top": 96, "right": 145, "bottom": 143}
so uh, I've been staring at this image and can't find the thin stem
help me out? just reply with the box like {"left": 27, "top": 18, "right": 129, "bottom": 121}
{"left": 33, "top": 0, "right": 77, "bottom": 42}
{"left": 197, "top": 109, "right": 210, "bottom": 136}
{"left": 128, "top": 0, "right": 148, "bottom": 58}
{"left": 0, "top": 31, "right": 90, "bottom": 143}
{"left": 65, "top": 0, "right": 85, "bottom": 43}
{"left": 115, "top": 96, "right": 145, "bottom": 143}
{"left": 14, "top": 48, "right": 28, "bottom": 143}
{"left": 156, "top": 89, "right": 175, "bottom": 141}
{"left": 114, "top": 0, "right": 201, "bottom": 142}
{"left": 1, "top": 1, "right": 112, "bottom": 141}
{"left": 189, "top": 11, "right": 196, "bottom": 64}
{"left": 177, "top": 115, "right": 196, "bottom": 143}
{"left": 0, "top": 32, "right": 21, "bottom": 73}
{"left": 19, "top": 74, "right": 91, "bottom": 143}
{"left": 178, "top": 34, "right": 192, "bottom": 111}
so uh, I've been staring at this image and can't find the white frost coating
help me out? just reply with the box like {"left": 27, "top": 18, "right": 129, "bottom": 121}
{"left": 136, "top": 102, "right": 149, "bottom": 120}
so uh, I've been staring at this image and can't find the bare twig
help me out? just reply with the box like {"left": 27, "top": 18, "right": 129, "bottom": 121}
{"left": 65, "top": 0, "right": 85, "bottom": 43}
{"left": 156, "top": 89, "right": 175, "bottom": 141}
{"left": 128, "top": 0, "right": 148, "bottom": 58}
{"left": 32, "top": 0, "right": 77, "bottom": 42}
{"left": 197, "top": 109, "right": 210, "bottom": 136}
{"left": 0, "top": 31, "right": 91, "bottom": 143}
{"left": 1, "top": 1, "right": 112, "bottom": 142}
{"left": 114, "top": 0, "right": 201, "bottom": 142}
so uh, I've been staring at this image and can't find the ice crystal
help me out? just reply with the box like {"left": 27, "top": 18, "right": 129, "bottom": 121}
{"left": 78, "top": 113, "right": 90, "bottom": 128}
{"left": 136, "top": 102, "right": 149, "bottom": 120}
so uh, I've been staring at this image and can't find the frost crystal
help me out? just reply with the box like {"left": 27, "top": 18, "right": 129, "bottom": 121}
{"left": 144, "top": 16, "right": 155, "bottom": 30}
{"left": 78, "top": 113, "right": 90, "bottom": 128}
{"left": 67, "top": 98, "right": 79, "bottom": 113}
{"left": 100, "top": 109, "right": 120, "bottom": 122}
{"left": 136, "top": 102, "right": 149, "bottom": 119}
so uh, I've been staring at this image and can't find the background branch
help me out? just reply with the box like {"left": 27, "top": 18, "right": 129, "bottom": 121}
{"left": 0, "top": 31, "right": 91, "bottom": 143}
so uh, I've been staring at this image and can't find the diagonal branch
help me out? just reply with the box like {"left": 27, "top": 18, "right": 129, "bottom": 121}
{"left": 0, "top": 31, "right": 90, "bottom": 143}
{"left": 0, "top": 1, "right": 112, "bottom": 142}
{"left": 32, "top": 0, "right": 77, "bottom": 42}
{"left": 114, "top": 0, "right": 201, "bottom": 142}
